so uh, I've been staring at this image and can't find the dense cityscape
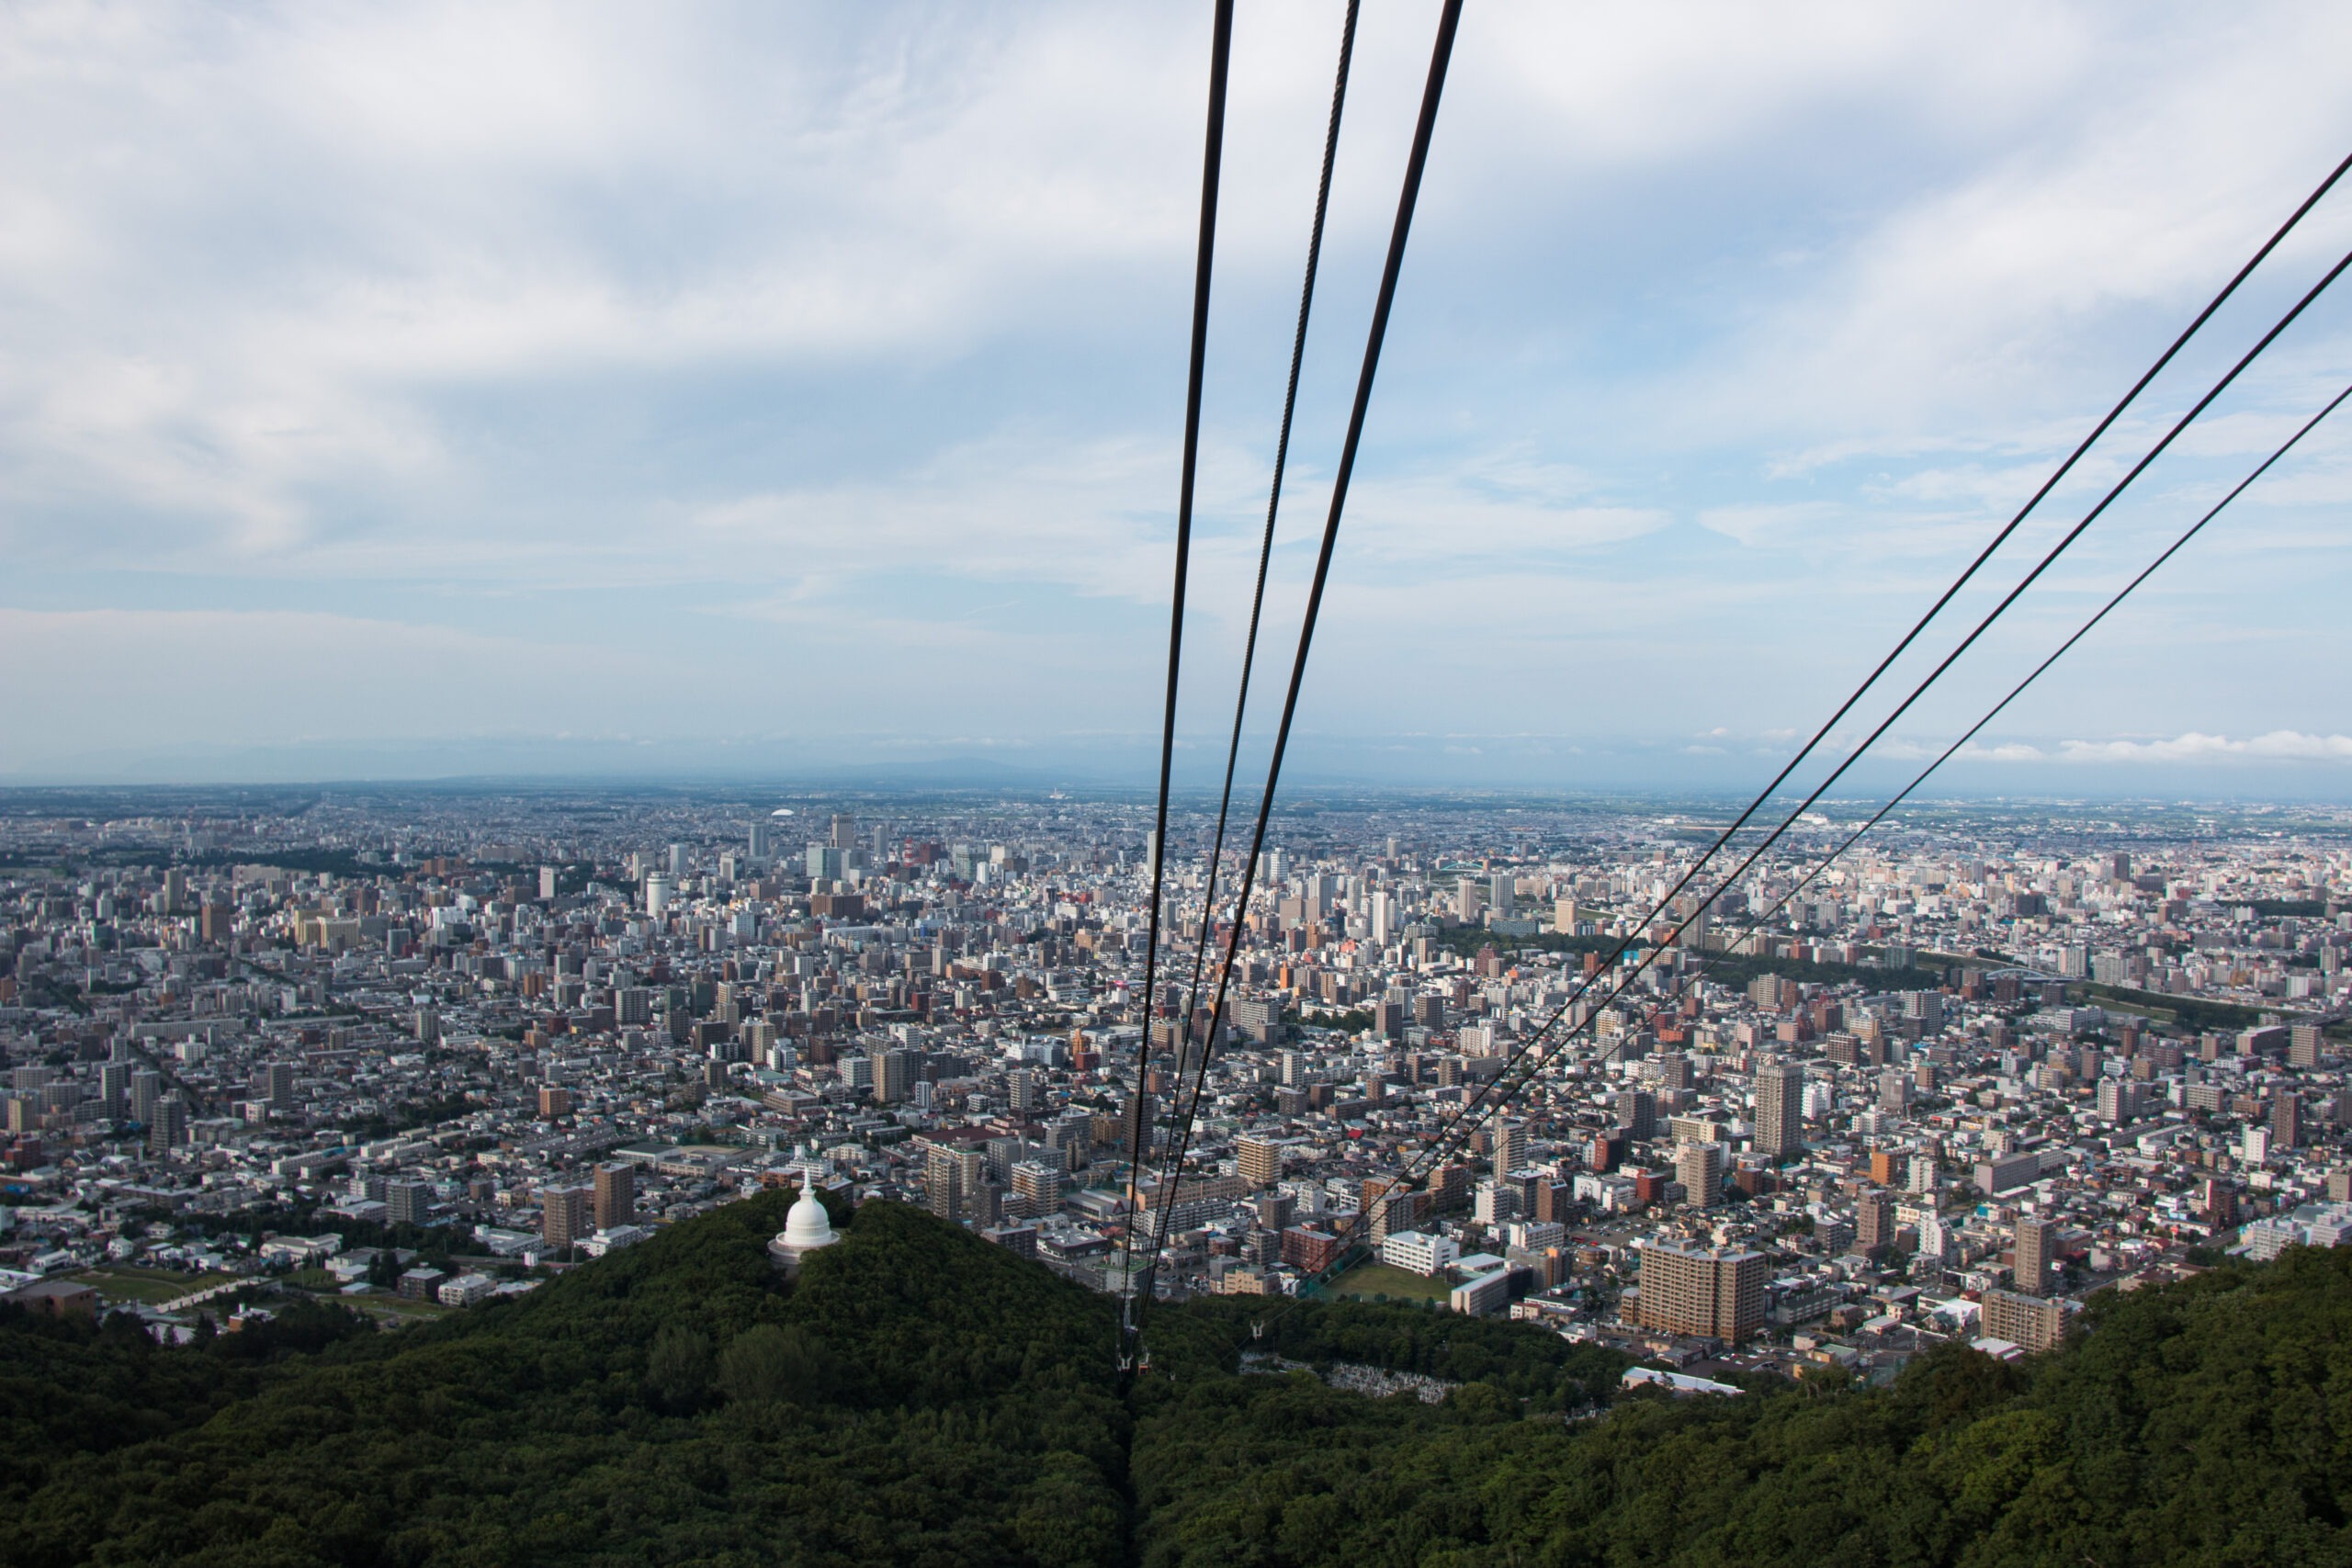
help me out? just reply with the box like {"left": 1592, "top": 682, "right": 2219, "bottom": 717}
{"left": 5, "top": 785, "right": 2346, "bottom": 1391}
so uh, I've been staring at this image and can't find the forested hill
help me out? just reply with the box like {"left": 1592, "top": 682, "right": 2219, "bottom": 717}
{"left": 6, "top": 1198, "right": 2352, "bottom": 1568}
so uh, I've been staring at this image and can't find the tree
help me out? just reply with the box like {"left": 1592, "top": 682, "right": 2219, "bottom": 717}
{"left": 645, "top": 1321, "right": 712, "bottom": 1414}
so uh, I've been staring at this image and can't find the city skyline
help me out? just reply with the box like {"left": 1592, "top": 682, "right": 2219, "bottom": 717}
{"left": 6, "top": 2, "right": 2352, "bottom": 789}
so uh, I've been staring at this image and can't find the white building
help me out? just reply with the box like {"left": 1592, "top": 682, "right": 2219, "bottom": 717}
{"left": 1380, "top": 1229, "right": 1459, "bottom": 1278}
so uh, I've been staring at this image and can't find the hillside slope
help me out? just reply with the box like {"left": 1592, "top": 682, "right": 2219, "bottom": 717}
{"left": 6, "top": 1195, "right": 1127, "bottom": 1568}
{"left": 8, "top": 1201, "right": 2352, "bottom": 1568}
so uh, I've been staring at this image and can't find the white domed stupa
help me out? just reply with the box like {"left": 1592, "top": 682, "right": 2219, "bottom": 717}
{"left": 767, "top": 1172, "right": 840, "bottom": 1274}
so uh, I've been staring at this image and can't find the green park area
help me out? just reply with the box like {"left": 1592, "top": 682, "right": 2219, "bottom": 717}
{"left": 1321, "top": 1260, "right": 1452, "bottom": 1305}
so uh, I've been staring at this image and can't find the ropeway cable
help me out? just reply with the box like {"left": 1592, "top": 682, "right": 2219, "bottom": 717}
{"left": 1149, "top": 0, "right": 1361, "bottom": 1239}
{"left": 1237, "top": 231, "right": 2352, "bottom": 1338}
{"left": 1383, "top": 234, "right": 2352, "bottom": 1201}
{"left": 1239, "top": 367, "right": 2345, "bottom": 1348}
{"left": 1142, "top": 145, "right": 2352, "bottom": 1312}
{"left": 1118, "top": 0, "right": 1234, "bottom": 1348}
{"left": 1132, "top": 0, "right": 1465, "bottom": 1329}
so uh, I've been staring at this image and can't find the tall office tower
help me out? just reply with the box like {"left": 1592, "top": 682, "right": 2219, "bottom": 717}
{"left": 97, "top": 1060, "right": 130, "bottom": 1119}
{"left": 1370, "top": 890, "right": 1396, "bottom": 945}
{"left": 2272, "top": 1093, "right": 2301, "bottom": 1149}
{"left": 1554, "top": 897, "right": 1578, "bottom": 934}
{"left": 1634, "top": 1240, "right": 1766, "bottom": 1341}
{"left": 537, "top": 865, "right": 559, "bottom": 901}
{"left": 1488, "top": 872, "right": 1515, "bottom": 918}
{"left": 1490, "top": 1119, "right": 1529, "bottom": 1179}
{"left": 256, "top": 1062, "right": 296, "bottom": 1114}
{"left": 1120, "top": 1091, "right": 1157, "bottom": 1156}
{"left": 642, "top": 875, "right": 673, "bottom": 917}
{"left": 830, "top": 813, "right": 857, "bottom": 851}
{"left": 1238, "top": 1134, "right": 1284, "bottom": 1189}
{"left": 147, "top": 1094, "right": 187, "bottom": 1155}
{"left": 1676, "top": 1139, "right": 1724, "bottom": 1207}
{"left": 1456, "top": 876, "right": 1483, "bottom": 922}
{"left": 386, "top": 1179, "right": 433, "bottom": 1226}
{"left": 748, "top": 821, "right": 774, "bottom": 860}
{"left": 1758, "top": 1062, "right": 1806, "bottom": 1161}
{"left": 1857, "top": 1189, "right": 1896, "bottom": 1252}
{"left": 806, "top": 844, "right": 844, "bottom": 882}
{"left": 542, "top": 1186, "right": 591, "bottom": 1250}
{"left": 666, "top": 843, "right": 688, "bottom": 877}
{"left": 594, "top": 1162, "right": 637, "bottom": 1230}
{"left": 1302, "top": 873, "right": 1335, "bottom": 915}
{"left": 1613, "top": 1089, "right": 1657, "bottom": 1143}
{"left": 2013, "top": 1213, "right": 2055, "bottom": 1294}
{"left": 876, "top": 1049, "right": 915, "bottom": 1105}
{"left": 130, "top": 1069, "right": 162, "bottom": 1127}
{"left": 162, "top": 868, "right": 187, "bottom": 913}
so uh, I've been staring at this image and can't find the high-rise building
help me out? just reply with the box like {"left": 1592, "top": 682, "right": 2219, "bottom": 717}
{"left": 666, "top": 843, "right": 688, "bottom": 877}
{"left": 1857, "top": 1190, "right": 1896, "bottom": 1252}
{"left": 387, "top": 1179, "right": 434, "bottom": 1226}
{"left": 2272, "top": 1093, "right": 2302, "bottom": 1149}
{"left": 2013, "top": 1213, "right": 2055, "bottom": 1295}
{"left": 875, "top": 1049, "right": 915, "bottom": 1105}
{"left": 748, "top": 821, "right": 774, "bottom": 860}
{"left": 542, "top": 1185, "right": 591, "bottom": 1250}
{"left": 830, "top": 813, "right": 857, "bottom": 852}
{"left": 1487, "top": 872, "right": 1515, "bottom": 918}
{"left": 1490, "top": 1119, "right": 1528, "bottom": 1179}
{"left": 1754, "top": 1060, "right": 1804, "bottom": 1157}
{"left": 1634, "top": 1240, "right": 1765, "bottom": 1341}
{"left": 1238, "top": 1134, "right": 1284, "bottom": 1189}
{"left": 130, "top": 1069, "right": 162, "bottom": 1128}
{"left": 147, "top": 1094, "right": 187, "bottom": 1155}
{"left": 1676, "top": 1140, "right": 1724, "bottom": 1207}
{"left": 97, "top": 1060, "right": 130, "bottom": 1120}
{"left": 1009, "top": 1160, "right": 1065, "bottom": 1216}
{"left": 537, "top": 1085, "right": 574, "bottom": 1119}
{"left": 594, "top": 1163, "right": 636, "bottom": 1230}
{"left": 1981, "top": 1289, "right": 2065, "bottom": 1353}
{"left": 255, "top": 1062, "right": 296, "bottom": 1114}
{"left": 1614, "top": 1089, "right": 1657, "bottom": 1142}
{"left": 642, "top": 875, "right": 673, "bottom": 917}
{"left": 926, "top": 1143, "right": 984, "bottom": 1223}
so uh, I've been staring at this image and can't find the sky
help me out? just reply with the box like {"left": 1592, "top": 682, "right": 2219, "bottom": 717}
{"left": 5, "top": 1, "right": 2352, "bottom": 797}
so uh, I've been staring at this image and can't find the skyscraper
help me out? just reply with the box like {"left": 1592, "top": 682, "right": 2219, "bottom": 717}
{"left": 594, "top": 1163, "right": 636, "bottom": 1230}
{"left": 1755, "top": 1060, "right": 1804, "bottom": 1157}
{"left": 147, "top": 1094, "right": 187, "bottom": 1155}
{"left": 1614, "top": 1089, "right": 1657, "bottom": 1143}
{"left": 130, "top": 1069, "right": 162, "bottom": 1127}
{"left": 1490, "top": 1119, "right": 1528, "bottom": 1179}
{"left": 1857, "top": 1190, "right": 1896, "bottom": 1252}
{"left": 1676, "top": 1139, "right": 1724, "bottom": 1207}
{"left": 830, "top": 812, "right": 856, "bottom": 851}
{"left": 1238, "top": 1134, "right": 1283, "bottom": 1189}
{"left": 542, "top": 1185, "right": 591, "bottom": 1251}
{"left": 2013, "top": 1213, "right": 2054, "bottom": 1294}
